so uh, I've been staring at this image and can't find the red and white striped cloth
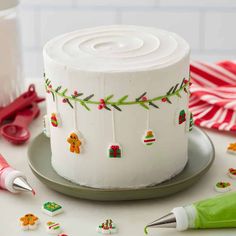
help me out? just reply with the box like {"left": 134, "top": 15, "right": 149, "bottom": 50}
{"left": 189, "top": 60, "right": 236, "bottom": 132}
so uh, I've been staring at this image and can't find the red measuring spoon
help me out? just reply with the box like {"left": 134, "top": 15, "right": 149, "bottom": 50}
{"left": 0, "top": 84, "right": 44, "bottom": 125}
{"left": 0, "top": 103, "right": 40, "bottom": 144}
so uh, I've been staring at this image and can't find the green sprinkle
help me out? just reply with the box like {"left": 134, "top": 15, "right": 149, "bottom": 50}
{"left": 144, "top": 226, "right": 148, "bottom": 235}
{"left": 44, "top": 202, "right": 62, "bottom": 212}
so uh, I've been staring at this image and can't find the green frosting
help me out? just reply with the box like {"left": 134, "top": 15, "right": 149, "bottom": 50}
{"left": 194, "top": 192, "right": 236, "bottom": 229}
{"left": 144, "top": 226, "right": 148, "bottom": 235}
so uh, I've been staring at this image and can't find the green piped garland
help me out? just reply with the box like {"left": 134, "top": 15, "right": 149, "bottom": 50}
{"left": 44, "top": 74, "right": 191, "bottom": 111}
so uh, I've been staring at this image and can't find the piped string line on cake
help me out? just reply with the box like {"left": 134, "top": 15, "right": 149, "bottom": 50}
{"left": 73, "top": 100, "right": 79, "bottom": 132}
{"left": 45, "top": 75, "right": 191, "bottom": 112}
{"left": 111, "top": 107, "right": 117, "bottom": 143}
{"left": 54, "top": 93, "right": 59, "bottom": 113}
{"left": 146, "top": 108, "right": 150, "bottom": 130}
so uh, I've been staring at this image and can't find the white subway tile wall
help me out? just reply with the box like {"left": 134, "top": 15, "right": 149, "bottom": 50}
{"left": 120, "top": 10, "right": 201, "bottom": 50}
{"left": 40, "top": 10, "right": 117, "bottom": 47}
{"left": 18, "top": 0, "right": 236, "bottom": 78}
{"left": 205, "top": 11, "right": 236, "bottom": 50}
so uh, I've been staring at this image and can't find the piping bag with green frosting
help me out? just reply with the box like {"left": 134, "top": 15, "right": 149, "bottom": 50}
{"left": 145, "top": 192, "right": 236, "bottom": 233}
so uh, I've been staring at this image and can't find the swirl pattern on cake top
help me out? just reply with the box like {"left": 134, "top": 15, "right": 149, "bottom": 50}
{"left": 44, "top": 25, "right": 190, "bottom": 72}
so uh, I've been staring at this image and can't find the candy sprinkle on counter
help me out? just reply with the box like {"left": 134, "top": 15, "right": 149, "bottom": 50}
{"left": 42, "top": 202, "right": 63, "bottom": 217}
{"left": 46, "top": 221, "right": 62, "bottom": 234}
{"left": 227, "top": 143, "right": 236, "bottom": 155}
{"left": 215, "top": 181, "right": 232, "bottom": 193}
{"left": 228, "top": 168, "right": 236, "bottom": 179}
{"left": 19, "top": 213, "right": 39, "bottom": 231}
{"left": 97, "top": 219, "right": 117, "bottom": 234}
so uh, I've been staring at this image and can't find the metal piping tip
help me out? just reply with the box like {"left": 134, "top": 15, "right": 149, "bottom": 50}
{"left": 13, "top": 177, "right": 35, "bottom": 195}
{"left": 145, "top": 212, "right": 177, "bottom": 231}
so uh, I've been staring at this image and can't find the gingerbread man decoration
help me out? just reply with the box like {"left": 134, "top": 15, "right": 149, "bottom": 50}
{"left": 19, "top": 213, "right": 39, "bottom": 230}
{"left": 67, "top": 132, "right": 82, "bottom": 154}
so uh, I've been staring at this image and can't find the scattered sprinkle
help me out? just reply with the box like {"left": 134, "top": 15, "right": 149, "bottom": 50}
{"left": 46, "top": 221, "right": 62, "bottom": 235}
{"left": 227, "top": 143, "right": 236, "bottom": 155}
{"left": 19, "top": 213, "right": 39, "bottom": 231}
{"left": 215, "top": 181, "right": 232, "bottom": 193}
{"left": 228, "top": 168, "right": 236, "bottom": 179}
{"left": 97, "top": 219, "right": 117, "bottom": 234}
{"left": 42, "top": 202, "right": 63, "bottom": 217}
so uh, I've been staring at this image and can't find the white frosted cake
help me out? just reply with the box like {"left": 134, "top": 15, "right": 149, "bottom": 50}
{"left": 43, "top": 25, "right": 190, "bottom": 189}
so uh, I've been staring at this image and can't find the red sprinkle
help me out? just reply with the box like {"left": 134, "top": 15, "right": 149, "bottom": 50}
{"left": 98, "top": 104, "right": 103, "bottom": 110}
{"left": 161, "top": 97, "right": 167, "bottom": 102}
{"left": 62, "top": 98, "right": 67, "bottom": 103}
{"left": 142, "top": 96, "right": 147, "bottom": 101}
{"left": 100, "top": 99, "right": 105, "bottom": 104}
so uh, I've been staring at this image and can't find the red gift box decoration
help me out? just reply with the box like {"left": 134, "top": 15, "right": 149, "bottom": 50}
{"left": 108, "top": 144, "right": 122, "bottom": 158}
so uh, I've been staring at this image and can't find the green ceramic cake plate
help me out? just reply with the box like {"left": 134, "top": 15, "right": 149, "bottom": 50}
{"left": 28, "top": 127, "right": 214, "bottom": 201}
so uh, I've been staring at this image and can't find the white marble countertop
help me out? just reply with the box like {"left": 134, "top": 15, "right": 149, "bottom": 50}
{"left": 0, "top": 80, "right": 236, "bottom": 236}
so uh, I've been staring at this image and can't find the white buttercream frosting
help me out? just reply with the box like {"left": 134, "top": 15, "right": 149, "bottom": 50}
{"left": 44, "top": 25, "right": 189, "bottom": 72}
{"left": 44, "top": 25, "right": 190, "bottom": 189}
